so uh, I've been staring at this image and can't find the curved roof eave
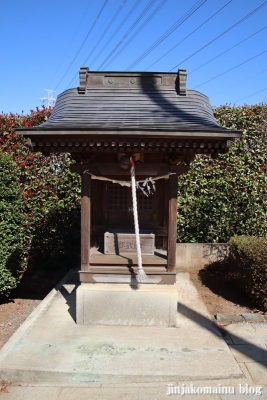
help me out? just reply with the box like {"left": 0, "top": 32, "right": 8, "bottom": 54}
{"left": 16, "top": 69, "right": 242, "bottom": 140}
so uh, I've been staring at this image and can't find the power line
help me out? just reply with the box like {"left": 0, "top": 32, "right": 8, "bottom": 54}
{"left": 66, "top": 0, "right": 143, "bottom": 88}
{"left": 90, "top": 0, "right": 142, "bottom": 68}
{"left": 126, "top": 0, "right": 209, "bottom": 71}
{"left": 66, "top": 0, "right": 158, "bottom": 86}
{"left": 169, "top": 0, "right": 267, "bottom": 72}
{"left": 47, "top": 0, "right": 93, "bottom": 88}
{"left": 97, "top": 0, "right": 159, "bottom": 70}
{"left": 233, "top": 87, "right": 267, "bottom": 104}
{"left": 82, "top": 1, "right": 128, "bottom": 67}
{"left": 54, "top": 0, "right": 110, "bottom": 91}
{"left": 193, "top": 50, "right": 267, "bottom": 89}
{"left": 189, "top": 25, "right": 267, "bottom": 74}
{"left": 98, "top": 0, "right": 170, "bottom": 71}
{"left": 144, "top": 0, "right": 232, "bottom": 72}
{"left": 216, "top": 70, "right": 266, "bottom": 95}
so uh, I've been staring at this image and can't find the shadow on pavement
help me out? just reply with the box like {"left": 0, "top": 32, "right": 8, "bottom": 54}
{"left": 179, "top": 301, "right": 267, "bottom": 368}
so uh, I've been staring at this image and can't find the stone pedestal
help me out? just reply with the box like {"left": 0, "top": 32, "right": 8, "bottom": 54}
{"left": 76, "top": 283, "right": 178, "bottom": 327}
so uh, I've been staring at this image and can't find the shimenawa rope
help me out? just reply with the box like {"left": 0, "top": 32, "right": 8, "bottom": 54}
{"left": 130, "top": 157, "right": 148, "bottom": 283}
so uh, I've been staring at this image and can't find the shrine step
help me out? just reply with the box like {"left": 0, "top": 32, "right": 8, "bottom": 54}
{"left": 89, "top": 253, "right": 167, "bottom": 265}
{"left": 87, "top": 266, "right": 167, "bottom": 273}
{"left": 79, "top": 269, "right": 176, "bottom": 284}
{"left": 91, "top": 274, "right": 163, "bottom": 284}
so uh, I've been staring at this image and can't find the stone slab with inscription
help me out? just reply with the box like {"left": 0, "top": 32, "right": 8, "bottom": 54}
{"left": 104, "top": 232, "right": 155, "bottom": 255}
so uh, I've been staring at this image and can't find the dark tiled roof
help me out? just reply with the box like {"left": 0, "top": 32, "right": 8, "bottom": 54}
{"left": 17, "top": 70, "right": 241, "bottom": 138}
{"left": 36, "top": 88, "right": 223, "bottom": 132}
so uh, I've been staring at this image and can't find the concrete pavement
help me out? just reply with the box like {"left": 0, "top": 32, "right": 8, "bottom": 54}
{"left": 0, "top": 269, "right": 266, "bottom": 399}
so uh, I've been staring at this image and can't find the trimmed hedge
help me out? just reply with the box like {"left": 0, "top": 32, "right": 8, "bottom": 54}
{"left": 177, "top": 104, "right": 267, "bottom": 242}
{"left": 0, "top": 108, "right": 81, "bottom": 297}
{"left": 0, "top": 153, "right": 23, "bottom": 296}
{"left": 229, "top": 236, "right": 267, "bottom": 311}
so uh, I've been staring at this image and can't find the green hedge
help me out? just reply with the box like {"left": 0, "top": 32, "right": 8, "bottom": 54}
{"left": 229, "top": 236, "right": 267, "bottom": 311}
{"left": 0, "top": 153, "right": 23, "bottom": 296}
{"left": 177, "top": 104, "right": 267, "bottom": 242}
{"left": 0, "top": 108, "right": 81, "bottom": 297}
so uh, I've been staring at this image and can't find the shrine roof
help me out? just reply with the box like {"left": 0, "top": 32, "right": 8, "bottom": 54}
{"left": 17, "top": 69, "right": 241, "bottom": 139}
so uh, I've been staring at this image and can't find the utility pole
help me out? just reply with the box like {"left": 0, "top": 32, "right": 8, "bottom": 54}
{"left": 40, "top": 89, "right": 56, "bottom": 107}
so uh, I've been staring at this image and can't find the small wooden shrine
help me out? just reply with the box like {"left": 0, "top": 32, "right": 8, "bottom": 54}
{"left": 17, "top": 68, "right": 241, "bottom": 287}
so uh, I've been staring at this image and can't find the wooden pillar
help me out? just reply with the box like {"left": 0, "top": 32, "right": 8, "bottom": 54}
{"left": 167, "top": 166, "right": 178, "bottom": 272}
{"left": 81, "top": 171, "right": 91, "bottom": 271}
{"left": 162, "top": 178, "right": 169, "bottom": 250}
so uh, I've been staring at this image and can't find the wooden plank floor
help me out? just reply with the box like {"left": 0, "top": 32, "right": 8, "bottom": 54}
{"left": 82, "top": 249, "right": 174, "bottom": 284}
{"left": 86, "top": 265, "right": 167, "bottom": 274}
{"left": 89, "top": 250, "right": 167, "bottom": 266}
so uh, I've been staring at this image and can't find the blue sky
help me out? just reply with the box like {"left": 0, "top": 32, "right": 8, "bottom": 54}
{"left": 1, "top": 0, "right": 266, "bottom": 114}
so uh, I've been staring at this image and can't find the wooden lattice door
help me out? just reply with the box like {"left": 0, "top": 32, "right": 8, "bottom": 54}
{"left": 106, "top": 183, "right": 130, "bottom": 228}
{"left": 137, "top": 191, "right": 155, "bottom": 229}
{"left": 105, "top": 182, "right": 157, "bottom": 230}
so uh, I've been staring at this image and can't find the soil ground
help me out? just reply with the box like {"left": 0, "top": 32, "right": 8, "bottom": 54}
{"left": 0, "top": 264, "right": 263, "bottom": 349}
{"left": 189, "top": 262, "right": 256, "bottom": 317}
{"left": 0, "top": 275, "right": 62, "bottom": 349}
{"left": 0, "top": 298, "right": 41, "bottom": 349}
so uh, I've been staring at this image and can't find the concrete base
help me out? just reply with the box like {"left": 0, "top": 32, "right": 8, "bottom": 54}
{"left": 0, "top": 271, "right": 244, "bottom": 385}
{"left": 76, "top": 283, "right": 178, "bottom": 327}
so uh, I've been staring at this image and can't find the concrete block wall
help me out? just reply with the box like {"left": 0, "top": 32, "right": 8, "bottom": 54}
{"left": 176, "top": 243, "right": 228, "bottom": 272}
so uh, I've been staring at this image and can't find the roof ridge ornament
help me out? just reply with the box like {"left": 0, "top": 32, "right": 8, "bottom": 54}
{"left": 78, "top": 66, "right": 89, "bottom": 94}
{"left": 176, "top": 69, "right": 187, "bottom": 96}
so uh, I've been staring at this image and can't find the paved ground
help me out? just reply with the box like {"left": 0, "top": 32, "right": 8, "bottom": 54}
{"left": 0, "top": 269, "right": 266, "bottom": 399}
